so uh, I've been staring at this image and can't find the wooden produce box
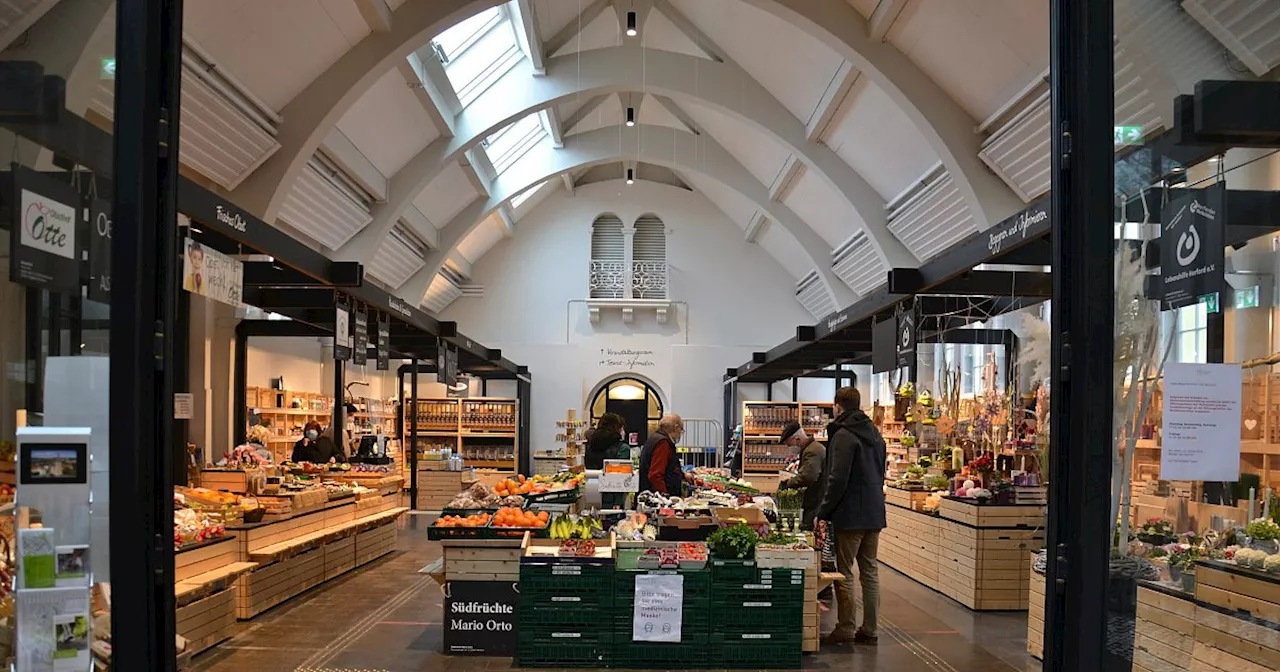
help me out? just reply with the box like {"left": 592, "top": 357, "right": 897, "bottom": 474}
{"left": 884, "top": 486, "right": 929, "bottom": 512}
{"left": 1133, "top": 585, "right": 1193, "bottom": 672}
{"left": 175, "top": 536, "right": 240, "bottom": 583}
{"left": 200, "top": 470, "right": 250, "bottom": 494}
{"left": 416, "top": 470, "right": 465, "bottom": 510}
{"left": 803, "top": 552, "right": 820, "bottom": 654}
{"left": 1027, "top": 557, "right": 1044, "bottom": 660}
{"left": 756, "top": 546, "right": 817, "bottom": 570}
{"left": 442, "top": 538, "right": 522, "bottom": 582}
{"left": 176, "top": 587, "right": 237, "bottom": 656}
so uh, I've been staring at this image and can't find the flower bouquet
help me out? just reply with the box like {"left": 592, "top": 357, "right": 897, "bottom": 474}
{"left": 1136, "top": 517, "right": 1175, "bottom": 546}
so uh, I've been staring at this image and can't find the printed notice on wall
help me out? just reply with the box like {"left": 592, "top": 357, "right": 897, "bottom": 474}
{"left": 633, "top": 573, "right": 683, "bottom": 643}
{"left": 1160, "top": 363, "right": 1242, "bottom": 481}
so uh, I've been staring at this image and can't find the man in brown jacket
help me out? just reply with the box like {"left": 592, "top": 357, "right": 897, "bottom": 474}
{"left": 777, "top": 421, "right": 826, "bottom": 530}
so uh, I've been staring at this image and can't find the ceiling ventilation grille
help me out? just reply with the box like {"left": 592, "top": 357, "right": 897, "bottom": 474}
{"left": 979, "top": 91, "right": 1051, "bottom": 202}
{"left": 369, "top": 225, "right": 428, "bottom": 288}
{"left": 1181, "top": 0, "right": 1280, "bottom": 77}
{"left": 795, "top": 271, "right": 837, "bottom": 320}
{"left": 831, "top": 230, "right": 883, "bottom": 296}
{"left": 887, "top": 171, "right": 974, "bottom": 262}
{"left": 278, "top": 156, "right": 374, "bottom": 251}
{"left": 89, "top": 49, "right": 280, "bottom": 190}
{"left": 422, "top": 273, "right": 463, "bottom": 313}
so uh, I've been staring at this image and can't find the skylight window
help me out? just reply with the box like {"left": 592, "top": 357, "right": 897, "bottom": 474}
{"left": 432, "top": 6, "right": 524, "bottom": 107}
{"left": 510, "top": 181, "right": 547, "bottom": 209}
{"left": 485, "top": 115, "right": 548, "bottom": 173}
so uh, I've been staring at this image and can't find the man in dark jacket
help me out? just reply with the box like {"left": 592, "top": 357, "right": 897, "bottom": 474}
{"left": 639, "top": 414, "right": 684, "bottom": 495}
{"left": 815, "top": 386, "right": 886, "bottom": 646}
{"left": 777, "top": 421, "right": 826, "bottom": 530}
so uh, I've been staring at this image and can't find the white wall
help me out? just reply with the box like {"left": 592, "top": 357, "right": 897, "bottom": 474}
{"left": 441, "top": 180, "right": 813, "bottom": 451}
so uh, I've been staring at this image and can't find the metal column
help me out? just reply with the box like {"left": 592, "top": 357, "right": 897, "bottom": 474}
{"left": 1045, "top": 0, "right": 1115, "bottom": 670}
{"left": 409, "top": 359, "right": 420, "bottom": 510}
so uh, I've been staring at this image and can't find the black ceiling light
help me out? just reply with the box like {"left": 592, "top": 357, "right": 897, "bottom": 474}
{"left": 625, "top": 106, "right": 635, "bottom": 127}
{"left": 626, "top": 167, "right": 635, "bottom": 185}
{"left": 626, "top": 11, "right": 637, "bottom": 36}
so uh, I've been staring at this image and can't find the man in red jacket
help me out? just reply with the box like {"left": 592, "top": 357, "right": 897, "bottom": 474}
{"left": 639, "top": 414, "right": 684, "bottom": 494}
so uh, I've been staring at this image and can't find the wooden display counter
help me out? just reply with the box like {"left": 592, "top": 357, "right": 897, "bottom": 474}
{"left": 1028, "top": 555, "right": 1044, "bottom": 659}
{"left": 878, "top": 489, "right": 1044, "bottom": 611}
{"left": 1133, "top": 562, "right": 1280, "bottom": 672}
{"left": 416, "top": 469, "right": 468, "bottom": 510}
{"left": 439, "top": 537, "right": 522, "bottom": 582}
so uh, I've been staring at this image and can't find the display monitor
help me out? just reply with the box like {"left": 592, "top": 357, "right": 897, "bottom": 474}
{"left": 19, "top": 443, "right": 88, "bottom": 485}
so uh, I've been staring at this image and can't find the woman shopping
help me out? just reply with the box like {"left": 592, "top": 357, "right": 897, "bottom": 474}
{"left": 291, "top": 421, "right": 344, "bottom": 463}
{"left": 585, "top": 413, "right": 630, "bottom": 509}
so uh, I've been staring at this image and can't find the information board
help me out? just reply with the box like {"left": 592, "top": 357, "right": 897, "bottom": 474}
{"left": 633, "top": 573, "right": 683, "bottom": 643}
{"left": 443, "top": 580, "right": 518, "bottom": 655}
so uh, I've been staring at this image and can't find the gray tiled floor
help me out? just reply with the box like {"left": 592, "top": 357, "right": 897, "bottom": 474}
{"left": 192, "top": 516, "right": 1040, "bottom": 671}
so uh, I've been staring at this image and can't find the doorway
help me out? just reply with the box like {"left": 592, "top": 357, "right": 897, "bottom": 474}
{"left": 588, "top": 376, "right": 665, "bottom": 447}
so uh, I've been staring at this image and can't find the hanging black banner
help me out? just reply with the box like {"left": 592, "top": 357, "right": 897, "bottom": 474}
{"left": 1161, "top": 184, "right": 1224, "bottom": 310}
{"left": 334, "top": 302, "right": 351, "bottom": 361}
{"left": 87, "top": 198, "right": 111, "bottom": 302}
{"left": 352, "top": 307, "right": 368, "bottom": 365}
{"left": 438, "top": 341, "right": 458, "bottom": 387}
{"left": 896, "top": 306, "right": 917, "bottom": 369}
{"left": 376, "top": 319, "right": 390, "bottom": 371}
{"left": 871, "top": 316, "right": 897, "bottom": 374}
{"left": 8, "top": 165, "right": 81, "bottom": 291}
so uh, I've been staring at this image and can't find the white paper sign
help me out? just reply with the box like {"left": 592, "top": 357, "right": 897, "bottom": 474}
{"left": 1160, "top": 363, "right": 1242, "bottom": 481}
{"left": 599, "top": 459, "right": 638, "bottom": 493}
{"left": 182, "top": 236, "right": 243, "bottom": 307}
{"left": 633, "top": 573, "right": 683, "bottom": 642}
{"left": 173, "top": 393, "right": 194, "bottom": 420}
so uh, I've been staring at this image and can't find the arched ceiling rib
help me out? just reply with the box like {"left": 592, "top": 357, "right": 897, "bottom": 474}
{"left": 395, "top": 124, "right": 856, "bottom": 309}
{"left": 228, "top": 0, "right": 1023, "bottom": 264}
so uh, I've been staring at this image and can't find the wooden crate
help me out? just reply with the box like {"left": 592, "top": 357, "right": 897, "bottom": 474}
{"left": 1195, "top": 560, "right": 1280, "bottom": 624}
{"left": 176, "top": 587, "right": 237, "bottom": 655}
{"left": 175, "top": 536, "right": 240, "bottom": 583}
{"left": 1132, "top": 586, "right": 1194, "bottom": 672}
{"left": 200, "top": 470, "right": 250, "bottom": 494}
{"left": 1028, "top": 556, "right": 1044, "bottom": 659}
{"left": 443, "top": 538, "right": 521, "bottom": 582}
{"left": 354, "top": 522, "right": 398, "bottom": 567}
{"left": 884, "top": 487, "right": 928, "bottom": 511}
{"left": 416, "top": 471, "right": 464, "bottom": 510}
{"left": 235, "top": 546, "right": 325, "bottom": 619}
{"left": 1190, "top": 604, "right": 1280, "bottom": 671}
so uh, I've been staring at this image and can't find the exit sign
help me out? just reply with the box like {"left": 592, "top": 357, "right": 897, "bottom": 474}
{"left": 1114, "top": 125, "right": 1143, "bottom": 146}
{"left": 1235, "top": 285, "right": 1260, "bottom": 309}
{"left": 99, "top": 58, "right": 115, "bottom": 80}
{"left": 1198, "top": 292, "right": 1220, "bottom": 314}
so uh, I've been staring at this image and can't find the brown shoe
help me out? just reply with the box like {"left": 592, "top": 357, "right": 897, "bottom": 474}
{"left": 821, "top": 631, "right": 857, "bottom": 646}
{"left": 854, "top": 631, "right": 879, "bottom": 645}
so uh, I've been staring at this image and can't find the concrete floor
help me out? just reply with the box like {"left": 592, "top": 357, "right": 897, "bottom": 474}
{"left": 192, "top": 516, "right": 1042, "bottom": 672}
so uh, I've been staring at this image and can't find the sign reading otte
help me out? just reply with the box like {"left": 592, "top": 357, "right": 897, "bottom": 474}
{"left": 9, "top": 166, "right": 80, "bottom": 291}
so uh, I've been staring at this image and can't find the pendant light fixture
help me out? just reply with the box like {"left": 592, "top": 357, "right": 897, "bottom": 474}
{"left": 626, "top": 167, "right": 635, "bottom": 185}
{"left": 625, "top": 106, "right": 635, "bottom": 127}
{"left": 626, "top": 11, "right": 637, "bottom": 36}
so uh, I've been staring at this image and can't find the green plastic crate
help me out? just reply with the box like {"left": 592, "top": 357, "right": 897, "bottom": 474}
{"left": 518, "top": 603, "right": 614, "bottom": 629}
{"left": 611, "top": 641, "right": 709, "bottom": 669}
{"left": 711, "top": 641, "right": 803, "bottom": 669}
{"left": 515, "top": 632, "right": 612, "bottom": 668}
{"left": 709, "top": 558, "right": 759, "bottom": 584}
{"left": 715, "top": 600, "right": 803, "bottom": 628}
{"left": 519, "top": 568, "right": 616, "bottom": 608}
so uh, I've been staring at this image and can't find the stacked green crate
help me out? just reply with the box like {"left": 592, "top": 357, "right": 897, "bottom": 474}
{"left": 710, "top": 558, "right": 805, "bottom": 669}
{"left": 612, "top": 550, "right": 711, "bottom": 669}
{"left": 516, "top": 561, "right": 615, "bottom": 667}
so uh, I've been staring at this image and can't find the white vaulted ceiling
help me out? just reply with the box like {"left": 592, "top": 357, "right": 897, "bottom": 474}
{"left": 68, "top": 0, "right": 1259, "bottom": 317}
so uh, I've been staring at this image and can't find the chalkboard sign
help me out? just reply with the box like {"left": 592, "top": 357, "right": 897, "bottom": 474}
{"left": 443, "top": 580, "right": 518, "bottom": 655}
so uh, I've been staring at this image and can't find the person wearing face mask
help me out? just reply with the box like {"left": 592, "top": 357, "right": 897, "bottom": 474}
{"left": 776, "top": 421, "right": 827, "bottom": 531}
{"left": 291, "top": 421, "right": 341, "bottom": 463}
{"left": 639, "top": 414, "right": 684, "bottom": 495}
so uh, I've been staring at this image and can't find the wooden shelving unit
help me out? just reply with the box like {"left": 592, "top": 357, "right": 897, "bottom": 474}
{"left": 740, "top": 401, "right": 834, "bottom": 473}
{"left": 403, "top": 397, "right": 520, "bottom": 472}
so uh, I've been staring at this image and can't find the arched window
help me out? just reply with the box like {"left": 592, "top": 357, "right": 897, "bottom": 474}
{"left": 588, "top": 375, "right": 665, "bottom": 446}
{"left": 632, "top": 214, "right": 667, "bottom": 299}
{"left": 589, "top": 214, "right": 625, "bottom": 298}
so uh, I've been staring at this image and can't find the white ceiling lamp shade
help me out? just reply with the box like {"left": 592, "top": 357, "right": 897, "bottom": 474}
{"left": 422, "top": 272, "right": 463, "bottom": 313}
{"left": 89, "top": 48, "right": 280, "bottom": 190}
{"left": 1181, "top": 0, "right": 1280, "bottom": 77}
{"left": 278, "top": 156, "right": 374, "bottom": 251}
{"left": 368, "top": 224, "right": 429, "bottom": 288}
{"left": 886, "top": 169, "right": 974, "bottom": 263}
{"left": 626, "top": 11, "right": 638, "bottom": 37}
{"left": 831, "top": 230, "right": 883, "bottom": 297}
{"left": 979, "top": 91, "right": 1052, "bottom": 203}
{"left": 795, "top": 270, "right": 837, "bottom": 320}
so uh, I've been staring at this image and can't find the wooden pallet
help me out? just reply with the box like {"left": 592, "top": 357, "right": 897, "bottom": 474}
{"left": 1027, "top": 556, "right": 1044, "bottom": 660}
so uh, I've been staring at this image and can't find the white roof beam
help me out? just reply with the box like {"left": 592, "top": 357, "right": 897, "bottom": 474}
{"left": 356, "top": 0, "right": 393, "bottom": 33}
{"left": 560, "top": 94, "right": 609, "bottom": 135}
{"left": 400, "top": 205, "right": 440, "bottom": 250}
{"left": 334, "top": 47, "right": 914, "bottom": 273}
{"left": 412, "top": 47, "right": 463, "bottom": 120}
{"left": 806, "top": 61, "right": 860, "bottom": 143}
{"left": 543, "top": 108, "right": 565, "bottom": 148}
{"left": 650, "top": 95, "right": 703, "bottom": 136}
{"left": 320, "top": 128, "right": 389, "bottom": 202}
{"left": 744, "top": 211, "right": 770, "bottom": 244}
{"left": 868, "top": 0, "right": 910, "bottom": 42}
{"left": 234, "top": 0, "right": 1019, "bottom": 240}
{"left": 545, "top": 0, "right": 612, "bottom": 57}
{"left": 511, "top": 0, "right": 546, "bottom": 75}
{"left": 652, "top": 0, "right": 727, "bottom": 63}
{"left": 398, "top": 59, "right": 455, "bottom": 139}
{"left": 561, "top": 173, "right": 575, "bottom": 195}
{"left": 769, "top": 156, "right": 804, "bottom": 202}
{"left": 446, "top": 253, "right": 473, "bottom": 280}
{"left": 395, "top": 124, "right": 856, "bottom": 309}
{"left": 462, "top": 147, "right": 517, "bottom": 236}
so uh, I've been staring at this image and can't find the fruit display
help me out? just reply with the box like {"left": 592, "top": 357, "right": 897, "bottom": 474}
{"left": 557, "top": 539, "right": 598, "bottom": 557}
{"left": 549, "top": 513, "right": 603, "bottom": 540}
{"left": 493, "top": 507, "right": 549, "bottom": 529}
{"left": 173, "top": 507, "right": 226, "bottom": 549}
{"left": 446, "top": 482, "right": 504, "bottom": 509}
{"left": 611, "top": 512, "right": 657, "bottom": 542}
{"left": 434, "top": 513, "right": 492, "bottom": 528}
{"left": 495, "top": 475, "right": 546, "bottom": 497}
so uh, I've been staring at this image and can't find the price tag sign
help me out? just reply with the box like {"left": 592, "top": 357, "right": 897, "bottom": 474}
{"left": 633, "top": 573, "right": 683, "bottom": 642}
{"left": 174, "top": 393, "right": 194, "bottom": 420}
{"left": 599, "top": 459, "right": 637, "bottom": 493}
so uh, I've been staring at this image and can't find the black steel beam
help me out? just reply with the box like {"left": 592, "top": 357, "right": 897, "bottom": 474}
{"left": 243, "top": 288, "right": 336, "bottom": 310}
{"left": 891, "top": 269, "right": 1052, "bottom": 298}
{"left": 242, "top": 261, "right": 363, "bottom": 288}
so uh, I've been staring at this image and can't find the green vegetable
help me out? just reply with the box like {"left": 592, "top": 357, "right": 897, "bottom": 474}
{"left": 776, "top": 488, "right": 805, "bottom": 511}
{"left": 707, "top": 523, "right": 759, "bottom": 559}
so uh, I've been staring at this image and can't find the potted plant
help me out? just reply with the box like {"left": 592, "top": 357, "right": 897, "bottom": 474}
{"left": 1245, "top": 518, "right": 1280, "bottom": 554}
{"left": 1136, "top": 517, "right": 1175, "bottom": 546}
{"left": 968, "top": 453, "right": 994, "bottom": 479}
{"left": 1165, "top": 544, "right": 1201, "bottom": 593}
